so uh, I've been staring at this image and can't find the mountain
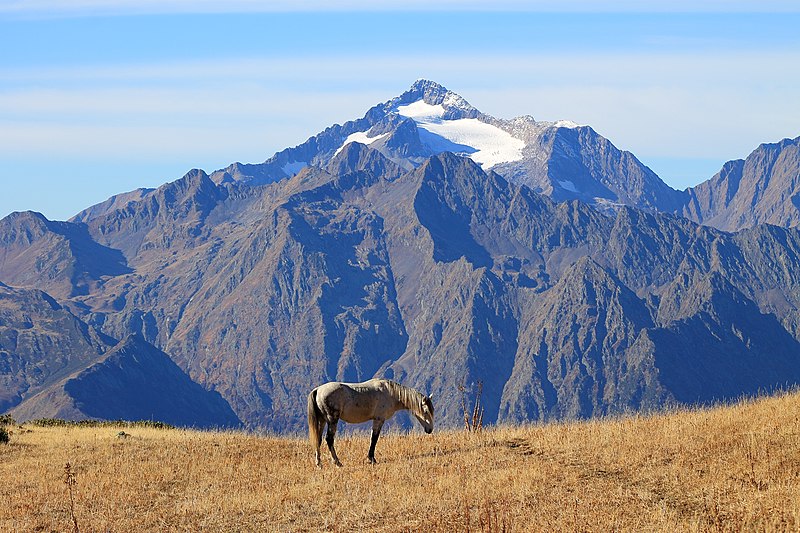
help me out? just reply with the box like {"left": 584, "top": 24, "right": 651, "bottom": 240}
{"left": 6, "top": 147, "right": 800, "bottom": 430}
{"left": 0, "top": 211, "right": 131, "bottom": 300}
{"left": 681, "top": 136, "right": 800, "bottom": 232}
{"left": 0, "top": 282, "right": 239, "bottom": 427}
{"left": 2, "top": 80, "right": 800, "bottom": 431}
{"left": 74, "top": 80, "right": 800, "bottom": 229}
{"left": 72, "top": 187, "right": 155, "bottom": 223}
{"left": 0, "top": 282, "right": 110, "bottom": 412}
{"left": 10, "top": 334, "right": 240, "bottom": 428}
{"left": 203, "top": 79, "right": 685, "bottom": 214}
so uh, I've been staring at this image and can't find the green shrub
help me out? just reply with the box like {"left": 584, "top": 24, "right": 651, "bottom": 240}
{"left": 0, "top": 426, "right": 9, "bottom": 444}
{"left": 29, "top": 418, "right": 174, "bottom": 430}
{"left": 0, "top": 413, "right": 14, "bottom": 426}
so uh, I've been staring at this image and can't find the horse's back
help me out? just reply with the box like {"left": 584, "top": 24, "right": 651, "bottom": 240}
{"left": 313, "top": 379, "right": 396, "bottom": 423}
{"left": 313, "top": 381, "right": 356, "bottom": 409}
{"left": 316, "top": 378, "right": 390, "bottom": 397}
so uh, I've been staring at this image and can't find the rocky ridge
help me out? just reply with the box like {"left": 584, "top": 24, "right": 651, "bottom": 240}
{"left": 681, "top": 136, "right": 800, "bottom": 231}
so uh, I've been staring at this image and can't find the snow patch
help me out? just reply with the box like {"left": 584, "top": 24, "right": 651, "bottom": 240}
{"left": 396, "top": 100, "right": 445, "bottom": 121}
{"left": 282, "top": 161, "right": 307, "bottom": 176}
{"left": 558, "top": 180, "right": 579, "bottom": 193}
{"left": 552, "top": 120, "right": 583, "bottom": 129}
{"left": 395, "top": 99, "right": 525, "bottom": 169}
{"left": 334, "top": 131, "right": 390, "bottom": 156}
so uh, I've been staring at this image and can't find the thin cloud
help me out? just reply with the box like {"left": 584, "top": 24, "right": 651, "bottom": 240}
{"left": 2, "top": 50, "right": 799, "bottom": 84}
{"left": 2, "top": 0, "right": 799, "bottom": 17}
{"left": 1, "top": 50, "right": 798, "bottom": 165}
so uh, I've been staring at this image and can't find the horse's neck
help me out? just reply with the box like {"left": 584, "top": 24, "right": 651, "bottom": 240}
{"left": 392, "top": 383, "right": 421, "bottom": 414}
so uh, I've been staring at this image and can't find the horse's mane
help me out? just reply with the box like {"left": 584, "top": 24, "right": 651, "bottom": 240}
{"left": 385, "top": 380, "right": 426, "bottom": 416}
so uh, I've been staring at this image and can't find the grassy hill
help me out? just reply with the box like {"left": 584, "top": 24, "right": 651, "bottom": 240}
{"left": 2, "top": 392, "right": 800, "bottom": 531}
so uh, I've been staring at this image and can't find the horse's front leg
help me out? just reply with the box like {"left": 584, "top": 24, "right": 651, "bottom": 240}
{"left": 326, "top": 418, "right": 343, "bottom": 467}
{"left": 368, "top": 418, "right": 385, "bottom": 465}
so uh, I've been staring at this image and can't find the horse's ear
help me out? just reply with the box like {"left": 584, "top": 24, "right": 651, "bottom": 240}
{"left": 427, "top": 394, "right": 433, "bottom": 402}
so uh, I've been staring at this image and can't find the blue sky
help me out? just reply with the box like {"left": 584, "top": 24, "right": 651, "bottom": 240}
{"left": 2, "top": 1, "right": 799, "bottom": 220}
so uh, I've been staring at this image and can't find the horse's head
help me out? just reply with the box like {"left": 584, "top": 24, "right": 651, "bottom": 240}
{"left": 414, "top": 395, "right": 434, "bottom": 434}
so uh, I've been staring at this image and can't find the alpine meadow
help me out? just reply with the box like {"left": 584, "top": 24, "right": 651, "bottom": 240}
{"left": 2, "top": 392, "right": 800, "bottom": 530}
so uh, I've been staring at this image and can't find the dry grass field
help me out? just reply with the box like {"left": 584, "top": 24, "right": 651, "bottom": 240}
{"left": 2, "top": 393, "right": 800, "bottom": 532}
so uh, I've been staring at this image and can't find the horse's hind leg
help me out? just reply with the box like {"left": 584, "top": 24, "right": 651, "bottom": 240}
{"left": 326, "top": 419, "right": 343, "bottom": 467}
{"left": 315, "top": 418, "right": 325, "bottom": 468}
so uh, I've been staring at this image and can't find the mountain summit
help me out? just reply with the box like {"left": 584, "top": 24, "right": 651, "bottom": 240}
{"left": 394, "top": 79, "right": 481, "bottom": 118}
{"left": 681, "top": 136, "right": 800, "bottom": 231}
{"left": 205, "top": 80, "right": 685, "bottom": 213}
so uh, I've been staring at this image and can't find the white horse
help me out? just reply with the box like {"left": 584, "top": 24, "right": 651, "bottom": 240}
{"left": 307, "top": 378, "right": 434, "bottom": 467}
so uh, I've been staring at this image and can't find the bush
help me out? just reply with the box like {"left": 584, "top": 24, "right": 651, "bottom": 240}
{"left": 29, "top": 418, "right": 174, "bottom": 430}
{"left": 0, "top": 413, "right": 14, "bottom": 426}
{"left": 0, "top": 426, "right": 9, "bottom": 444}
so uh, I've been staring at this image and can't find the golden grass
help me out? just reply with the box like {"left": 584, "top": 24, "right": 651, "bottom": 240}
{"left": 2, "top": 393, "right": 800, "bottom": 532}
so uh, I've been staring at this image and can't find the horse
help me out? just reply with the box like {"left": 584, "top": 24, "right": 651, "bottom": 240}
{"left": 307, "top": 378, "right": 434, "bottom": 467}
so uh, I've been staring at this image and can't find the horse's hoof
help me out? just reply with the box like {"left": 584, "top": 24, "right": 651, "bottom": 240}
{"left": 334, "top": 462, "right": 343, "bottom": 468}
{"left": 368, "top": 457, "right": 377, "bottom": 465}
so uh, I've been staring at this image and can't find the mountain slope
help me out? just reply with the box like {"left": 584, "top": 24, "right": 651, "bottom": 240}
{"left": 500, "top": 257, "right": 664, "bottom": 422}
{"left": 0, "top": 283, "right": 238, "bottom": 428}
{"left": 0, "top": 211, "right": 130, "bottom": 299}
{"left": 681, "top": 136, "right": 800, "bottom": 231}
{"left": 10, "top": 334, "right": 240, "bottom": 428}
{"left": 0, "top": 282, "right": 110, "bottom": 412}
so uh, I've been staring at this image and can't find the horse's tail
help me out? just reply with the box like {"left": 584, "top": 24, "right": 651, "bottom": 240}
{"left": 308, "top": 388, "right": 324, "bottom": 448}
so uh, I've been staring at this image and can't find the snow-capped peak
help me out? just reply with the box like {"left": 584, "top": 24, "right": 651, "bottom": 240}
{"left": 400, "top": 79, "right": 479, "bottom": 118}
{"left": 333, "top": 80, "right": 526, "bottom": 171}
{"left": 391, "top": 96, "right": 525, "bottom": 170}
{"left": 549, "top": 120, "right": 584, "bottom": 130}
{"left": 409, "top": 78, "right": 445, "bottom": 92}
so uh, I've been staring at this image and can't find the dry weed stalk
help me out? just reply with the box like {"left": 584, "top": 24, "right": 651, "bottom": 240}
{"left": 459, "top": 381, "right": 484, "bottom": 432}
{"left": 64, "top": 462, "right": 79, "bottom": 533}
{"left": 478, "top": 500, "right": 510, "bottom": 533}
